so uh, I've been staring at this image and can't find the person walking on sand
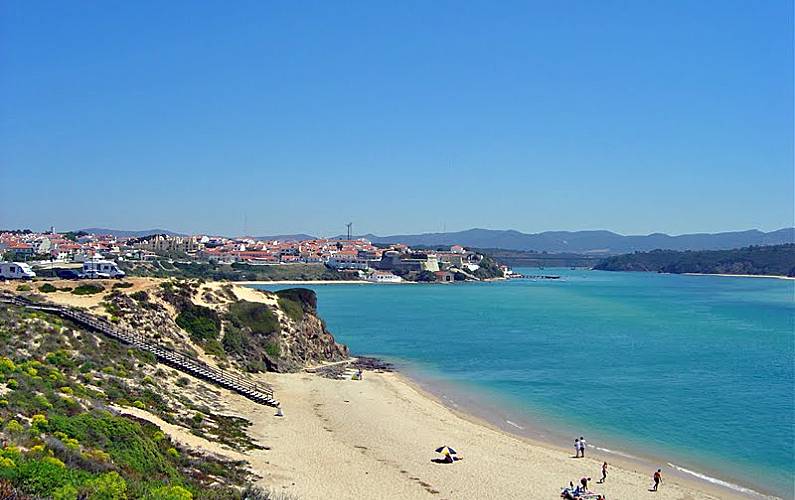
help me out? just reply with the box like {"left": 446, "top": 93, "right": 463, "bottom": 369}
{"left": 579, "top": 436, "right": 587, "bottom": 458}
{"left": 599, "top": 461, "right": 608, "bottom": 483}
{"left": 652, "top": 469, "right": 662, "bottom": 491}
{"left": 574, "top": 438, "right": 580, "bottom": 458}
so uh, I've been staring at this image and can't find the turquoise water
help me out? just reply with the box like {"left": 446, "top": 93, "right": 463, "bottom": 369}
{"left": 254, "top": 270, "right": 794, "bottom": 497}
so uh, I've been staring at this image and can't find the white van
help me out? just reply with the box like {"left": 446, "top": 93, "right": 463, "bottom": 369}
{"left": 79, "top": 258, "right": 126, "bottom": 279}
{"left": 0, "top": 262, "right": 36, "bottom": 280}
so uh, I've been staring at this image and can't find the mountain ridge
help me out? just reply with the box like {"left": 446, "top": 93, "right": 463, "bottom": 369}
{"left": 342, "top": 227, "right": 795, "bottom": 254}
{"left": 72, "top": 227, "right": 795, "bottom": 254}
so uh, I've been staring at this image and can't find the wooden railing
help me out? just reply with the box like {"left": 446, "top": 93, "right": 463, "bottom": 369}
{"left": 0, "top": 293, "right": 279, "bottom": 407}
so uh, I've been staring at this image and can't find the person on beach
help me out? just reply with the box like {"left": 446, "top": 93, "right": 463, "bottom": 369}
{"left": 580, "top": 477, "right": 591, "bottom": 491}
{"left": 652, "top": 469, "right": 662, "bottom": 491}
{"left": 579, "top": 436, "right": 587, "bottom": 457}
{"left": 574, "top": 438, "right": 580, "bottom": 458}
{"left": 599, "top": 461, "right": 608, "bottom": 483}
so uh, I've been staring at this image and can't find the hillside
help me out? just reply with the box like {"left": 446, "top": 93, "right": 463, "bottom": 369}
{"left": 0, "top": 303, "right": 259, "bottom": 499}
{"left": 593, "top": 244, "right": 795, "bottom": 277}
{"left": 2, "top": 278, "right": 349, "bottom": 374}
{"left": 0, "top": 278, "right": 351, "bottom": 498}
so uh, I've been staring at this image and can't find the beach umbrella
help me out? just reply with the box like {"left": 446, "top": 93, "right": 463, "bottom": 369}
{"left": 435, "top": 446, "right": 457, "bottom": 455}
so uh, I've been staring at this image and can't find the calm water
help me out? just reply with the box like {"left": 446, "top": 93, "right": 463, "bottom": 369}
{"left": 254, "top": 270, "right": 794, "bottom": 497}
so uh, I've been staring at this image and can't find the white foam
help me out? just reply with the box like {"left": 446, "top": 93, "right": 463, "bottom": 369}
{"left": 667, "top": 462, "right": 780, "bottom": 499}
{"left": 591, "top": 445, "right": 639, "bottom": 460}
{"left": 505, "top": 420, "right": 524, "bottom": 430}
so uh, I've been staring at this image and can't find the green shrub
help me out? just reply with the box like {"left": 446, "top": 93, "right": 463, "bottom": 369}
{"left": 5, "top": 420, "right": 23, "bottom": 434}
{"left": 130, "top": 291, "right": 149, "bottom": 302}
{"left": 227, "top": 301, "right": 280, "bottom": 335}
{"left": 3, "top": 457, "right": 79, "bottom": 496}
{"left": 175, "top": 305, "right": 220, "bottom": 342}
{"left": 47, "top": 350, "right": 76, "bottom": 368}
{"left": 144, "top": 484, "right": 192, "bottom": 500}
{"left": 202, "top": 339, "right": 225, "bottom": 357}
{"left": 82, "top": 471, "right": 126, "bottom": 500}
{"left": 264, "top": 342, "right": 280, "bottom": 358}
{"left": 15, "top": 284, "right": 31, "bottom": 292}
{"left": 221, "top": 325, "right": 250, "bottom": 356}
{"left": 72, "top": 284, "right": 105, "bottom": 296}
{"left": 47, "top": 412, "right": 171, "bottom": 475}
{"left": 277, "top": 298, "right": 303, "bottom": 322}
{"left": 111, "top": 282, "right": 133, "bottom": 289}
{"left": 39, "top": 283, "right": 58, "bottom": 293}
{"left": 53, "top": 484, "right": 79, "bottom": 500}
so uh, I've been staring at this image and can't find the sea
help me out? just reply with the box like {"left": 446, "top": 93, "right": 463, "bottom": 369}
{"left": 252, "top": 269, "right": 795, "bottom": 499}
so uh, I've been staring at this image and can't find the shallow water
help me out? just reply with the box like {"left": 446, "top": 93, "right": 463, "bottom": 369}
{"left": 254, "top": 269, "right": 795, "bottom": 498}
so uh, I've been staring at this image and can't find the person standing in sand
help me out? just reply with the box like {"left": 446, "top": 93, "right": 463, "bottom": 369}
{"left": 579, "top": 436, "right": 587, "bottom": 458}
{"left": 574, "top": 438, "right": 580, "bottom": 458}
{"left": 599, "top": 461, "right": 608, "bottom": 483}
{"left": 652, "top": 469, "right": 662, "bottom": 491}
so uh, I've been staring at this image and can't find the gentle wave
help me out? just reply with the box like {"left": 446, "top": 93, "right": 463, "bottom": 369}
{"left": 505, "top": 420, "right": 524, "bottom": 430}
{"left": 666, "top": 462, "right": 781, "bottom": 499}
{"left": 591, "top": 445, "right": 640, "bottom": 460}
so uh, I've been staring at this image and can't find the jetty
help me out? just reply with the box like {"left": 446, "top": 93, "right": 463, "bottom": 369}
{"left": 0, "top": 293, "right": 279, "bottom": 408}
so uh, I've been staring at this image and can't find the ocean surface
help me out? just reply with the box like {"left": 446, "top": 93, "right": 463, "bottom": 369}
{"left": 253, "top": 269, "right": 795, "bottom": 498}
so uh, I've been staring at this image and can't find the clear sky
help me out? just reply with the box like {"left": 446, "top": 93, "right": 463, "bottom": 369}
{"left": 1, "top": 1, "right": 792, "bottom": 237}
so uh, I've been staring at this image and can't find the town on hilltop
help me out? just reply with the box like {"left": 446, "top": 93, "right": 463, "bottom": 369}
{"left": 0, "top": 229, "right": 513, "bottom": 282}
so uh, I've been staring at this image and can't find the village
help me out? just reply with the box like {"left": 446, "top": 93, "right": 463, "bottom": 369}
{"left": 0, "top": 229, "right": 515, "bottom": 282}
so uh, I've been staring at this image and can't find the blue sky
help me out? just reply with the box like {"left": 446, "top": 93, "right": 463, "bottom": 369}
{"left": 1, "top": 1, "right": 792, "bottom": 237}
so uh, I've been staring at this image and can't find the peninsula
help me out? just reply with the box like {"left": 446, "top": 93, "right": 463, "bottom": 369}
{"left": 593, "top": 244, "right": 795, "bottom": 278}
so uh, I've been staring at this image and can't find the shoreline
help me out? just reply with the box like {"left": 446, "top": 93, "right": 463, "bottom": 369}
{"left": 681, "top": 273, "right": 794, "bottom": 281}
{"left": 243, "top": 369, "right": 758, "bottom": 500}
{"left": 393, "top": 366, "right": 777, "bottom": 500}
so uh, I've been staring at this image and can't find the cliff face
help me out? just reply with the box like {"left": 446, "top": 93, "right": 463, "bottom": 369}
{"left": 156, "top": 281, "right": 349, "bottom": 373}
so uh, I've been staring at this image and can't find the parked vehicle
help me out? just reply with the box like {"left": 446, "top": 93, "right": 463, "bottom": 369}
{"left": 79, "top": 258, "right": 125, "bottom": 279}
{"left": 0, "top": 262, "right": 36, "bottom": 280}
{"left": 55, "top": 269, "right": 81, "bottom": 280}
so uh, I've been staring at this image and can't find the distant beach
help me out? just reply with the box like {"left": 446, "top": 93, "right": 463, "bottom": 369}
{"left": 682, "top": 273, "right": 795, "bottom": 281}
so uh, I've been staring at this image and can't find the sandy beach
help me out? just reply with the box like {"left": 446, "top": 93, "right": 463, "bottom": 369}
{"left": 190, "top": 370, "right": 743, "bottom": 500}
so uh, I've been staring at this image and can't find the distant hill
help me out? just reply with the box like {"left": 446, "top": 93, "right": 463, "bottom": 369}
{"left": 344, "top": 228, "right": 794, "bottom": 254}
{"left": 593, "top": 244, "right": 795, "bottom": 277}
{"left": 76, "top": 228, "right": 186, "bottom": 237}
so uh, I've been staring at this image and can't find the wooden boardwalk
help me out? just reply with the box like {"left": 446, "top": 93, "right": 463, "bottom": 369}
{"left": 0, "top": 293, "right": 279, "bottom": 408}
